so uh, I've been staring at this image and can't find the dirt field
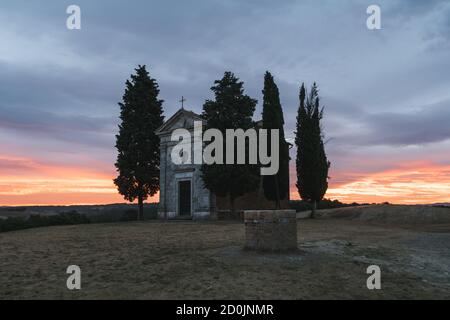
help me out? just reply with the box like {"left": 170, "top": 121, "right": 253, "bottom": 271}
{"left": 1, "top": 206, "right": 450, "bottom": 299}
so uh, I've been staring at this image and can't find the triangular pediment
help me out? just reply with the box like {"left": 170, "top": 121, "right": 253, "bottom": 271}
{"left": 155, "top": 108, "right": 202, "bottom": 135}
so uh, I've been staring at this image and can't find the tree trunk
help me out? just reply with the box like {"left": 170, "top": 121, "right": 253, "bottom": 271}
{"left": 138, "top": 195, "right": 144, "bottom": 221}
{"left": 310, "top": 200, "right": 317, "bottom": 219}
{"left": 230, "top": 196, "right": 236, "bottom": 217}
{"left": 274, "top": 175, "right": 281, "bottom": 209}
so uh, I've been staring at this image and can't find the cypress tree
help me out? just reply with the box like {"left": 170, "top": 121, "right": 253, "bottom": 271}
{"left": 261, "top": 71, "right": 290, "bottom": 209}
{"left": 201, "top": 72, "right": 260, "bottom": 214}
{"left": 295, "top": 83, "right": 330, "bottom": 218}
{"left": 114, "top": 65, "right": 164, "bottom": 220}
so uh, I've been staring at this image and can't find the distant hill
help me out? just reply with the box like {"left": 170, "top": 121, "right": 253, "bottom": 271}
{"left": 432, "top": 203, "right": 450, "bottom": 208}
{"left": 0, "top": 203, "right": 158, "bottom": 222}
{"left": 310, "top": 204, "right": 450, "bottom": 226}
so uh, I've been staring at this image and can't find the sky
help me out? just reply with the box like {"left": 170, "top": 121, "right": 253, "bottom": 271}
{"left": 0, "top": 0, "right": 449, "bottom": 205}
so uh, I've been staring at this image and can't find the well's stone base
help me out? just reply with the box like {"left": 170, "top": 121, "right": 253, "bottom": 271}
{"left": 244, "top": 210, "right": 297, "bottom": 252}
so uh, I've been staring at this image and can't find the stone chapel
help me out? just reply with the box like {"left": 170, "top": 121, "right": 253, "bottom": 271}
{"left": 155, "top": 108, "right": 290, "bottom": 220}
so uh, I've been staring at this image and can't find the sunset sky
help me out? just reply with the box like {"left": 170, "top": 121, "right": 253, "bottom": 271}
{"left": 1, "top": 0, "right": 449, "bottom": 206}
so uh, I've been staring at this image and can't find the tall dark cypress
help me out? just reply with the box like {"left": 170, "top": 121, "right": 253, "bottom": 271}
{"left": 114, "top": 65, "right": 164, "bottom": 220}
{"left": 201, "top": 72, "right": 260, "bottom": 214}
{"left": 261, "top": 71, "right": 289, "bottom": 208}
{"left": 295, "top": 83, "right": 330, "bottom": 218}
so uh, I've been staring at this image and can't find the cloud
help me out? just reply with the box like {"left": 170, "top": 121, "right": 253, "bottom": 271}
{"left": 0, "top": 104, "right": 116, "bottom": 149}
{"left": 323, "top": 99, "right": 450, "bottom": 147}
{"left": 365, "top": 100, "right": 450, "bottom": 146}
{"left": 0, "top": 0, "right": 449, "bottom": 204}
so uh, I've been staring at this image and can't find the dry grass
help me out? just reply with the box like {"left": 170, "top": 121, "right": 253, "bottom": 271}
{"left": 1, "top": 206, "right": 450, "bottom": 299}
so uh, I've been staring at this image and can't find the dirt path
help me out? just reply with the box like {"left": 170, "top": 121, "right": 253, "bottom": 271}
{"left": 0, "top": 219, "right": 449, "bottom": 299}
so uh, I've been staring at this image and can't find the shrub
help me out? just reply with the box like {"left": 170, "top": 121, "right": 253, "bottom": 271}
{"left": 121, "top": 209, "right": 138, "bottom": 221}
{"left": 0, "top": 217, "right": 27, "bottom": 232}
{"left": 0, "top": 212, "right": 90, "bottom": 233}
{"left": 289, "top": 198, "right": 362, "bottom": 212}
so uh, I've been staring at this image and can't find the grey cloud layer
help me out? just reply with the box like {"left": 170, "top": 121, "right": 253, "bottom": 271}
{"left": 0, "top": 0, "right": 449, "bottom": 168}
{"left": 325, "top": 99, "right": 450, "bottom": 147}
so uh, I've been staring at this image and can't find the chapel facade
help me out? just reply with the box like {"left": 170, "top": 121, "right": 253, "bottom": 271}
{"left": 155, "top": 108, "right": 290, "bottom": 220}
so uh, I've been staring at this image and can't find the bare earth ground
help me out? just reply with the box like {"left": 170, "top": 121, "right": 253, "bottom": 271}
{"left": 1, "top": 205, "right": 449, "bottom": 299}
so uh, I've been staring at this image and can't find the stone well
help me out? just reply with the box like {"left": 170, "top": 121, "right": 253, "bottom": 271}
{"left": 244, "top": 210, "right": 297, "bottom": 252}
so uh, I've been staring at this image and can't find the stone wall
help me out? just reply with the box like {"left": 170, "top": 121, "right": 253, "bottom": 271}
{"left": 244, "top": 210, "right": 297, "bottom": 251}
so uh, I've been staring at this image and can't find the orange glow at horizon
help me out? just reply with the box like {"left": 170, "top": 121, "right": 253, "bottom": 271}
{"left": 291, "top": 162, "right": 450, "bottom": 205}
{"left": 0, "top": 155, "right": 158, "bottom": 206}
{"left": 1, "top": 155, "right": 449, "bottom": 206}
